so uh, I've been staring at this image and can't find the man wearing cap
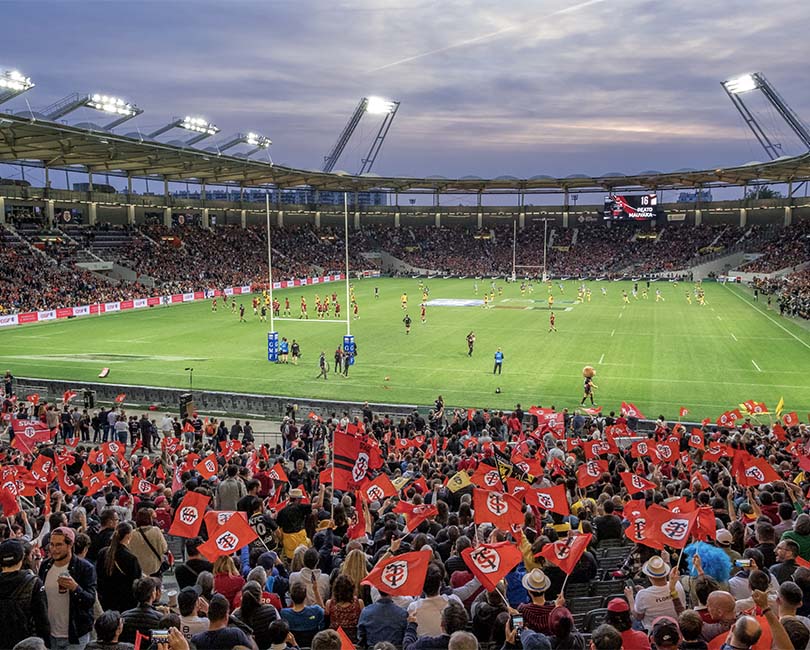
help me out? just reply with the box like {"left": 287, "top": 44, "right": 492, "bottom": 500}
{"left": 649, "top": 616, "right": 680, "bottom": 650}
{"left": 625, "top": 556, "right": 684, "bottom": 631}
{"left": 0, "top": 538, "right": 50, "bottom": 648}
{"left": 604, "top": 597, "right": 651, "bottom": 650}
{"left": 276, "top": 487, "right": 316, "bottom": 560}
{"left": 717, "top": 528, "right": 742, "bottom": 565}
{"left": 517, "top": 569, "right": 567, "bottom": 635}
{"left": 39, "top": 526, "right": 97, "bottom": 650}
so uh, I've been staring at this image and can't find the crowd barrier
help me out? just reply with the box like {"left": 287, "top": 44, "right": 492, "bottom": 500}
{"left": 0, "top": 273, "right": 346, "bottom": 328}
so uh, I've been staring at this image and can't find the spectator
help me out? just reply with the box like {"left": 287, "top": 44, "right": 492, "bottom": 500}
{"left": 174, "top": 537, "right": 213, "bottom": 591}
{"left": 289, "top": 547, "right": 330, "bottom": 607}
{"left": 232, "top": 581, "right": 279, "bottom": 650}
{"left": 177, "top": 586, "right": 210, "bottom": 641}
{"left": 324, "top": 574, "right": 364, "bottom": 642}
{"left": 96, "top": 522, "right": 142, "bottom": 614}
{"left": 127, "top": 508, "right": 168, "bottom": 578}
{"left": 213, "top": 555, "right": 246, "bottom": 610}
{"left": 0, "top": 538, "right": 50, "bottom": 648}
{"left": 771, "top": 540, "right": 801, "bottom": 584}
{"left": 191, "top": 593, "right": 257, "bottom": 650}
{"left": 403, "top": 601, "right": 468, "bottom": 650}
{"left": 626, "top": 557, "right": 685, "bottom": 630}
{"left": 85, "top": 611, "right": 133, "bottom": 650}
{"left": 120, "top": 577, "right": 163, "bottom": 643}
{"left": 281, "top": 581, "right": 325, "bottom": 648}
{"left": 604, "top": 598, "right": 650, "bottom": 650}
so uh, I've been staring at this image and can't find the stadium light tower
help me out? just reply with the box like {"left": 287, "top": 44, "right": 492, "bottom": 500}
{"left": 42, "top": 93, "right": 142, "bottom": 128}
{"left": 721, "top": 72, "right": 810, "bottom": 159}
{"left": 322, "top": 96, "right": 400, "bottom": 174}
{"left": 148, "top": 116, "right": 220, "bottom": 145}
{"left": 0, "top": 69, "right": 34, "bottom": 106}
{"left": 216, "top": 132, "right": 272, "bottom": 156}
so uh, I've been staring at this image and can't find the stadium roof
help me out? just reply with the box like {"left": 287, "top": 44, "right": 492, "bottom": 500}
{"left": 1, "top": 112, "right": 810, "bottom": 194}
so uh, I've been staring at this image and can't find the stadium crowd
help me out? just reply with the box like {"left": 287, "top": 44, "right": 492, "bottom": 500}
{"left": 739, "top": 222, "right": 810, "bottom": 274}
{"left": 753, "top": 269, "right": 810, "bottom": 320}
{"left": 1, "top": 385, "right": 810, "bottom": 650}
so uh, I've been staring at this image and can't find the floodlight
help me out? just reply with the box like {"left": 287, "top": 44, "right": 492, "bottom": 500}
{"left": 180, "top": 116, "right": 219, "bottom": 136}
{"left": 723, "top": 74, "right": 758, "bottom": 94}
{"left": 365, "top": 96, "right": 397, "bottom": 115}
{"left": 0, "top": 69, "right": 34, "bottom": 105}
{"left": 245, "top": 132, "right": 271, "bottom": 148}
{"left": 87, "top": 94, "right": 140, "bottom": 117}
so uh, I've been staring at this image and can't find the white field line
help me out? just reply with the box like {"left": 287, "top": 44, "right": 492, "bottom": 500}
{"left": 752, "top": 359, "right": 762, "bottom": 372}
{"left": 731, "top": 333, "right": 738, "bottom": 342}
{"left": 598, "top": 353, "right": 605, "bottom": 365}
{"left": 725, "top": 285, "right": 810, "bottom": 351}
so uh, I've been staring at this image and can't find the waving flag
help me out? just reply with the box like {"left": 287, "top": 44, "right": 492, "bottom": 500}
{"left": 737, "top": 457, "right": 780, "bottom": 487}
{"left": 393, "top": 502, "right": 438, "bottom": 532}
{"left": 470, "top": 465, "right": 505, "bottom": 491}
{"left": 538, "top": 533, "right": 593, "bottom": 574}
{"left": 132, "top": 477, "right": 158, "bottom": 495}
{"left": 621, "top": 402, "right": 645, "bottom": 419}
{"left": 195, "top": 453, "right": 219, "bottom": 480}
{"left": 582, "top": 406, "right": 602, "bottom": 416}
{"left": 688, "top": 428, "right": 705, "bottom": 450}
{"left": 624, "top": 502, "right": 663, "bottom": 549}
{"left": 576, "top": 460, "right": 608, "bottom": 488}
{"left": 115, "top": 393, "right": 126, "bottom": 404}
{"left": 646, "top": 504, "right": 698, "bottom": 549}
{"left": 268, "top": 463, "right": 289, "bottom": 483}
{"left": 62, "top": 390, "right": 77, "bottom": 403}
{"left": 333, "top": 431, "right": 384, "bottom": 490}
{"left": 360, "top": 474, "right": 397, "bottom": 502}
{"left": 472, "top": 488, "right": 524, "bottom": 529}
{"left": 693, "top": 506, "right": 717, "bottom": 542}
{"left": 525, "top": 484, "right": 569, "bottom": 516}
{"left": 169, "top": 491, "right": 211, "bottom": 538}
{"left": 447, "top": 471, "right": 473, "bottom": 493}
{"left": 25, "top": 393, "right": 39, "bottom": 406}
{"left": 650, "top": 441, "right": 679, "bottom": 464}
{"left": 462, "top": 541, "right": 523, "bottom": 591}
{"left": 620, "top": 472, "right": 657, "bottom": 494}
{"left": 198, "top": 515, "right": 258, "bottom": 562}
{"left": 679, "top": 406, "right": 689, "bottom": 418}
{"left": 783, "top": 412, "right": 799, "bottom": 428}
{"left": 363, "top": 549, "right": 432, "bottom": 597}
{"left": 11, "top": 419, "right": 52, "bottom": 452}
{"left": 630, "top": 439, "right": 651, "bottom": 459}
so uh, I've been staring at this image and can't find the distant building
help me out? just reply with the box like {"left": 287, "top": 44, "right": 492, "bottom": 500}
{"left": 677, "top": 189, "right": 712, "bottom": 203}
{"left": 171, "top": 188, "right": 386, "bottom": 207}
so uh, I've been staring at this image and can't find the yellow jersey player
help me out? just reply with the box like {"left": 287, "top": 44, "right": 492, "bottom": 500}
{"left": 498, "top": 285, "right": 503, "bottom": 296}
{"left": 655, "top": 289, "right": 664, "bottom": 302}
{"left": 520, "top": 282, "right": 526, "bottom": 296}
{"left": 400, "top": 293, "right": 408, "bottom": 310}
{"left": 422, "top": 290, "right": 429, "bottom": 303}
{"left": 558, "top": 282, "right": 565, "bottom": 294}
{"left": 577, "top": 289, "right": 584, "bottom": 303}
{"left": 641, "top": 288, "right": 648, "bottom": 300}
{"left": 586, "top": 288, "right": 592, "bottom": 302}
{"left": 686, "top": 291, "right": 691, "bottom": 304}
{"left": 622, "top": 290, "right": 630, "bottom": 304}
{"left": 483, "top": 293, "right": 489, "bottom": 308}
{"left": 697, "top": 290, "right": 706, "bottom": 306}
{"left": 548, "top": 294, "right": 554, "bottom": 309}
{"left": 489, "top": 290, "right": 495, "bottom": 305}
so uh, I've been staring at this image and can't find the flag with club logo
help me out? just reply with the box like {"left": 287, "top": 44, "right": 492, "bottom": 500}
{"left": 624, "top": 502, "right": 663, "bottom": 549}
{"left": 362, "top": 549, "right": 432, "bottom": 597}
{"left": 737, "top": 457, "right": 780, "bottom": 487}
{"left": 524, "top": 484, "right": 569, "bottom": 516}
{"left": 29, "top": 455, "right": 54, "bottom": 487}
{"left": 783, "top": 412, "right": 800, "bottom": 428}
{"left": 393, "top": 502, "right": 438, "bottom": 532}
{"left": 645, "top": 504, "right": 698, "bottom": 549}
{"left": 333, "top": 430, "right": 379, "bottom": 490}
{"left": 693, "top": 506, "right": 717, "bottom": 542}
{"left": 11, "top": 419, "right": 52, "bottom": 452}
{"left": 472, "top": 488, "right": 524, "bottom": 529}
{"left": 198, "top": 515, "right": 258, "bottom": 562}
{"left": 268, "top": 463, "right": 289, "bottom": 483}
{"left": 537, "top": 533, "right": 593, "bottom": 574}
{"left": 620, "top": 472, "right": 657, "bottom": 494}
{"left": 649, "top": 441, "right": 679, "bottom": 464}
{"left": 621, "top": 402, "right": 645, "bottom": 419}
{"left": 62, "top": 390, "right": 77, "bottom": 403}
{"left": 447, "top": 470, "right": 473, "bottom": 493}
{"left": 679, "top": 406, "right": 689, "bottom": 418}
{"left": 582, "top": 407, "right": 602, "bottom": 416}
{"left": 667, "top": 497, "right": 696, "bottom": 514}
{"left": 169, "top": 491, "right": 211, "bottom": 538}
{"left": 630, "top": 440, "right": 651, "bottom": 459}
{"left": 132, "top": 477, "right": 158, "bottom": 495}
{"left": 691, "top": 471, "right": 710, "bottom": 491}
{"left": 195, "top": 453, "right": 219, "bottom": 480}
{"left": 688, "top": 428, "right": 705, "bottom": 451}
{"left": 359, "top": 474, "right": 397, "bottom": 503}
{"left": 462, "top": 541, "right": 523, "bottom": 591}
{"left": 576, "top": 460, "right": 608, "bottom": 488}
{"left": 471, "top": 465, "right": 505, "bottom": 491}
{"left": 347, "top": 501, "right": 367, "bottom": 540}
{"left": 26, "top": 393, "right": 39, "bottom": 406}
{"left": 203, "top": 510, "right": 248, "bottom": 536}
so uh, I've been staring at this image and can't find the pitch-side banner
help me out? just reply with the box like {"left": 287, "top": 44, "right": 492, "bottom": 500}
{"left": 0, "top": 274, "right": 346, "bottom": 328}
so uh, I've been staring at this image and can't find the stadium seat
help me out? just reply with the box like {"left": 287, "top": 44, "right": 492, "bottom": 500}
{"left": 591, "top": 580, "right": 625, "bottom": 598}
{"left": 583, "top": 608, "right": 609, "bottom": 632}
{"left": 564, "top": 583, "right": 591, "bottom": 599}
{"left": 568, "top": 596, "right": 603, "bottom": 615}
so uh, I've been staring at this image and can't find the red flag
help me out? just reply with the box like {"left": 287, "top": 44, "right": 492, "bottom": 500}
{"left": 62, "top": 390, "right": 77, "bottom": 403}
{"left": 679, "top": 407, "right": 689, "bottom": 418}
{"left": 691, "top": 472, "right": 710, "bottom": 491}
{"left": 347, "top": 501, "right": 367, "bottom": 540}
{"left": 132, "top": 477, "right": 158, "bottom": 495}
{"left": 693, "top": 506, "right": 717, "bottom": 542}
{"left": 115, "top": 393, "right": 126, "bottom": 403}
{"left": 645, "top": 504, "right": 698, "bottom": 549}
{"left": 576, "top": 460, "right": 608, "bottom": 488}
{"left": 29, "top": 455, "right": 54, "bottom": 487}
{"left": 525, "top": 484, "right": 569, "bottom": 515}
{"left": 738, "top": 457, "right": 780, "bottom": 487}
{"left": 470, "top": 465, "right": 505, "bottom": 491}
{"left": 620, "top": 472, "right": 657, "bottom": 493}
{"left": 11, "top": 419, "right": 52, "bottom": 452}
{"left": 102, "top": 441, "right": 125, "bottom": 459}
{"left": 333, "top": 431, "right": 372, "bottom": 490}
{"left": 198, "top": 515, "right": 258, "bottom": 562}
{"left": 85, "top": 472, "right": 105, "bottom": 497}
{"left": 783, "top": 412, "right": 800, "bottom": 427}
{"left": 26, "top": 393, "right": 39, "bottom": 406}
{"left": 630, "top": 439, "right": 651, "bottom": 459}
{"left": 667, "top": 497, "right": 697, "bottom": 514}
{"left": 582, "top": 406, "right": 602, "bottom": 416}
{"left": 336, "top": 627, "right": 354, "bottom": 650}
{"left": 169, "top": 491, "right": 211, "bottom": 538}
{"left": 537, "top": 533, "right": 593, "bottom": 574}
{"left": 582, "top": 440, "right": 605, "bottom": 460}
{"left": 650, "top": 441, "right": 679, "bottom": 464}
{"left": 360, "top": 474, "right": 397, "bottom": 503}
{"left": 268, "top": 463, "right": 289, "bottom": 483}
{"left": 624, "top": 503, "right": 663, "bottom": 550}
{"left": 203, "top": 510, "right": 247, "bottom": 535}
{"left": 134, "top": 631, "right": 147, "bottom": 650}
{"left": 684, "top": 428, "right": 703, "bottom": 450}
{"left": 462, "top": 541, "right": 523, "bottom": 591}
{"left": 621, "top": 402, "right": 645, "bottom": 419}
{"left": 393, "top": 502, "right": 438, "bottom": 532}
{"left": 172, "top": 465, "right": 184, "bottom": 492}
{"left": 472, "top": 489, "right": 524, "bottom": 529}
{"left": 196, "top": 453, "right": 219, "bottom": 480}
{"left": 0, "top": 486, "right": 20, "bottom": 517}
{"left": 412, "top": 476, "right": 428, "bottom": 494}
{"left": 362, "top": 549, "right": 432, "bottom": 597}
{"left": 57, "top": 466, "right": 78, "bottom": 495}
{"left": 797, "top": 556, "right": 810, "bottom": 570}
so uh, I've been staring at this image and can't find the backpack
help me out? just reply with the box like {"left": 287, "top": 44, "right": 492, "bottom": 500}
{"left": 3, "top": 571, "right": 37, "bottom": 645}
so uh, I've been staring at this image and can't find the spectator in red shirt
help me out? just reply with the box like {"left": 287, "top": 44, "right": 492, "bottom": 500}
{"left": 213, "top": 555, "right": 246, "bottom": 609}
{"left": 605, "top": 598, "right": 652, "bottom": 650}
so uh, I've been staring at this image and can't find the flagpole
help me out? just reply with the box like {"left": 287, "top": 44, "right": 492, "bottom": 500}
{"left": 330, "top": 426, "right": 335, "bottom": 521}
{"left": 560, "top": 572, "right": 571, "bottom": 595}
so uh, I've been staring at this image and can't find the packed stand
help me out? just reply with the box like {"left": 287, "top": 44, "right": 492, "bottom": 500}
{"left": 753, "top": 269, "right": 810, "bottom": 319}
{"left": 2, "top": 377, "right": 810, "bottom": 650}
{"left": 738, "top": 221, "right": 810, "bottom": 273}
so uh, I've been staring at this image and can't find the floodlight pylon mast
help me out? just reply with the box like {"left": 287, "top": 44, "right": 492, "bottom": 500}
{"left": 721, "top": 72, "right": 810, "bottom": 160}
{"left": 266, "top": 190, "right": 275, "bottom": 333}
{"left": 358, "top": 101, "right": 400, "bottom": 175}
{"left": 323, "top": 99, "right": 367, "bottom": 173}
{"left": 344, "top": 192, "right": 351, "bottom": 336}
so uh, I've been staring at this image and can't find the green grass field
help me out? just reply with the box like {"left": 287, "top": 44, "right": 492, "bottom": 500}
{"left": 1, "top": 278, "right": 809, "bottom": 420}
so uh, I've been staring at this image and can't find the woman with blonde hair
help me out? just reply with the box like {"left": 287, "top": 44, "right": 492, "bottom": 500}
{"left": 340, "top": 548, "right": 371, "bottom": 604}
{"left": 290, "top": 544, "right": 308, "bottom": 573}
{"left": 213, "top": 555, "right": 245, "bottom": 609}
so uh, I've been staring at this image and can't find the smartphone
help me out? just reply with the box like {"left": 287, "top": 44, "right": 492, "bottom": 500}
{"left": 151, "top": 630, "right": 170, "bottom": 644}
{"left": 625, "top": 578, "right": 635, "bottom": 590}
{"left": 735, "top": 559, "right": 753, "bottom": 568}
{"left": 511, "top": 615, "right": 524, "bottom": 631}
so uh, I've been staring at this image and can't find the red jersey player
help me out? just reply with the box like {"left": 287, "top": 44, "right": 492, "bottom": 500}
{"left": 549, "top": 311, "right": 557, "bottom": 332}
{"left": 420, "top": 303, "right": 426, "bottom": 323}
{"left": 335, "top": 301, "right": 341, "bottom": 317}
{"left": 300, "top": 296, "right": 308, "bottom": 319}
